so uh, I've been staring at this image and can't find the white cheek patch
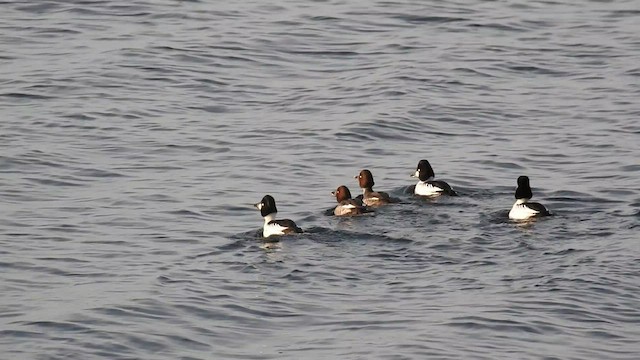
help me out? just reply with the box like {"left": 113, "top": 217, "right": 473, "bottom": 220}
{"left": 413, "top": 170, "right": 420, "bottom": 177}
{"left": 256, "top": 203, "right": 263, "bottom": 210}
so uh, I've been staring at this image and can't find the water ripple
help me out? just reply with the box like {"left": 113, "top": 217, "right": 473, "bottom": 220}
{"left": 1, "top": 0, "right": 639, "bottom": 359}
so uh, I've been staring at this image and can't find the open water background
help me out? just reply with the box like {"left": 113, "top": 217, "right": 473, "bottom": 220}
{"left": 1, "top": 0, "right": 639, "bottom": 359}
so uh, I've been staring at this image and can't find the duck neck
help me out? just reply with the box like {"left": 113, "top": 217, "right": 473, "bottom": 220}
{"left": 515, "top": 198, "right": 528, "bottom": 205}
{"left": 264, "top": 213, "right": 276, "bottom": 223}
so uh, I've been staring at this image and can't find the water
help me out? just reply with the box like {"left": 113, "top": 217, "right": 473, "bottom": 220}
{"left": 1, "top": 0, "right": 639, "bottom": 358}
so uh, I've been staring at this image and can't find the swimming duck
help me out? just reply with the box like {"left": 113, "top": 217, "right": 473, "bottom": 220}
{"left": 355, "top": 169, "right": 391, "bottom": 206}
{"left": 508, "top": 176, "right": 551, "bottom": 220}
{"left": 411, "top": 159, "right": 458, "bottom": 196}
{"left": 254, "top": 195, "right": 303, "bottom": 237}
{"left": 331, "top": 185, "right": 371, "bottom": 216}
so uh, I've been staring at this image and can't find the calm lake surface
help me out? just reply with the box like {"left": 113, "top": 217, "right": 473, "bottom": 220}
{"left": 1, "top": 0, "right": 639, "bottom": 359}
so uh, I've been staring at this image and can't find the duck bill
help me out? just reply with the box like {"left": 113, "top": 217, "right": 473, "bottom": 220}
{"left": 254, "top": 202, "right": 263, "bottom": 210}
{"left": 411, "top": 170, "right": 419, "bottom": 178}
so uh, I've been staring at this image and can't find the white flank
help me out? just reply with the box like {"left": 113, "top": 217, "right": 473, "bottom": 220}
{"left": 509, "top": 203, "right": 539, "bottom": 220}
{"left": 263, "top": 222, "right": 288, "bottom": 237}
{"left": 363, "top": 197, "right": 380, "bottom": 206}
{"left": 415, "top": 181, "right": 443, "bottom": 196}
{"left": 334, "top": 205, "right": 355, "bottom": 216}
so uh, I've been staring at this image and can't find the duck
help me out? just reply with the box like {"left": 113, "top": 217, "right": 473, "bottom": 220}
{"left": 354, "top": 169, "right": 392, "bottom": 206}
{"left": 508, "top": 176, "right": 551, "bottom": 220}
{"left": 331, "top": 185, "right": 371, "bottom": 216}
{"left": 254, "top": 195, "right": 303, "bottom": 237}
{"left": 411, "top": 159, "right": 457, "bottom": 196}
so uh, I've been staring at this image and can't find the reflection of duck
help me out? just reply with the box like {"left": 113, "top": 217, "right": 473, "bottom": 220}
{"left": 508, "top": 176, "right": 551, "bottom": 220}
{"left": 331, "top": 185, "right": 371, "bottom": 216}
{"left": 355, "top": 169, "right": 391, "bottom": 206}
{"left": 411, "top": 159, "right": 457, "bottom": 196}
{"left": 254, "top": 195, "right": 303, "bottom": 237}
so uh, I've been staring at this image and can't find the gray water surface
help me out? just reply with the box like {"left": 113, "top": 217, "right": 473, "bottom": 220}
{"left": 1, "top": 1, "right": 640, "bottom": 359}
